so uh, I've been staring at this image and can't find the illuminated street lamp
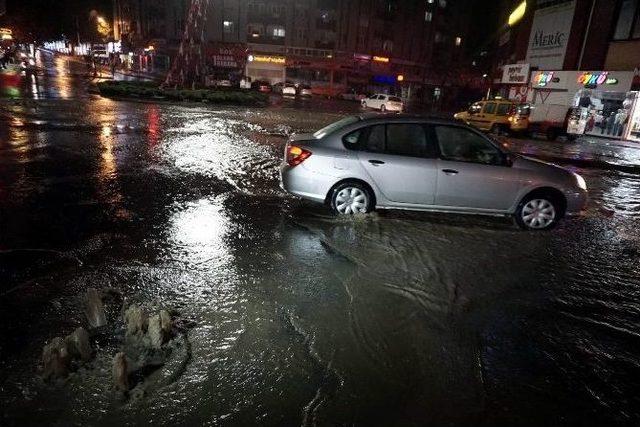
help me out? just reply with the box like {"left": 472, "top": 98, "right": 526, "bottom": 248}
{"left": 508, "top": 1, "right": 527, "bottom": 27}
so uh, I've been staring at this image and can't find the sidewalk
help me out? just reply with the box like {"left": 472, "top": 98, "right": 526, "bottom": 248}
{"left": 43, "top": 49, "right": 163, "bottom": 83}
{"left": 575, "top": 134, "right": 640, "bottom": 150}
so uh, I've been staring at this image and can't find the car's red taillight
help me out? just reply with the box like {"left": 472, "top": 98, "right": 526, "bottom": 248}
{"left": 286, "top": 145, "right": 312, "bottom": 167}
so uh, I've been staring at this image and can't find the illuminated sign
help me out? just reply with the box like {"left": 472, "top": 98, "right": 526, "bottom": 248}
{"left": 577, "top": 71, "right": 618, "bottom": 86}
{"left": 373, "top": 75, "right": 396, "bottom": 84}
{"left": 534, "top": 71, "right": 558, "bottom": 86}
{"left": 0, "top": 27, "right": 12, "bottom": 40}
{"left": 353, "top": 53, "right": 371, "bottom": 61}
{"left": 247, "top": 54, "right": 286, "bottom": 64}
{"left": 373, "top": 56, "right": 390, "bottom": 63}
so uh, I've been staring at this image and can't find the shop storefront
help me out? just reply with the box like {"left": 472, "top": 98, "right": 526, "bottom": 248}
{"left": 245, "top": 54, "right": 286, "bottom": 85}
{"left": 562, "top": 71, "right": 637, "bottom": 140}
{"left": 626, "top": 92, "right": 640, "bottom": 142}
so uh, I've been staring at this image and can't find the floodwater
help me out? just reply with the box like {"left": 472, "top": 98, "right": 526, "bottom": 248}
{"left": 1, "top": 50, "right": 640, "bottom": 426}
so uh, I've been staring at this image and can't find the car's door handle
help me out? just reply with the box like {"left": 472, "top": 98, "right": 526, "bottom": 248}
{"left": 368, "top": 160, "right": 385, "bottom": 165}
{"left": 442, "top": 169, "right": 459, "bottom": 175}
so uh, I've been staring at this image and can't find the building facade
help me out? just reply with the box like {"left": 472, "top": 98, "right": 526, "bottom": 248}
{"left": 112, "top": 0, "right": 481, "bottom": 108}
{"left": 493, "top": 0, "right": 640, "bottom": 142}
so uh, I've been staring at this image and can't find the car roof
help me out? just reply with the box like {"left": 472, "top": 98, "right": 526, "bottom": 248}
{"left": 355, "top": 113, "right": 462, "bottom": 126}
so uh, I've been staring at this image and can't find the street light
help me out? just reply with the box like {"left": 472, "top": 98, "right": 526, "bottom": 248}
{"left": 508, "top": 1, "right": 527, "bottom": 27}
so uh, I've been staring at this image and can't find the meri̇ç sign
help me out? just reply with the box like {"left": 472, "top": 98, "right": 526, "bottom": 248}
{"left": 501, "top": 63, "right": 530, "bottom": 84}
{"left": 525, "top": 0, "right": 576, "bottom": 69}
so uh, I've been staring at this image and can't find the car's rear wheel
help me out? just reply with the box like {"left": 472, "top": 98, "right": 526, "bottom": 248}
{"left": 515, "top": 196, "right": 560, "bottom": 230}
{"left": 330, "top": 183, "right": 374, "bottom": 215}
{"left": 380, "top": 104, "right": 386, "bottom": 112}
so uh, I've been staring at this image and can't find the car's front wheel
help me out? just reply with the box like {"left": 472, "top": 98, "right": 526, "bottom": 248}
{"left": 330, "top": 182, "right": 374, "bottom": 215}
{"left": 515, "top": 196, "right": 561, "bottom": 230}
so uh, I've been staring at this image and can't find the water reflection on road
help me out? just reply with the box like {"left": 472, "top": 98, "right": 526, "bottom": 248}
{"left": 1, "top": 50, "right": 640, "bottom": 426}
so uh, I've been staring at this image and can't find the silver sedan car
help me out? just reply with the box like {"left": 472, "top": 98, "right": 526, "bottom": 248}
{"left": 280, "top": 114, "right": 587, "bottom": 230}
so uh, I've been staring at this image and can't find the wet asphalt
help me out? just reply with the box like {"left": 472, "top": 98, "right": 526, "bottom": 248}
{"left": 1, "top": 50, "right": 640, "bottom": 426}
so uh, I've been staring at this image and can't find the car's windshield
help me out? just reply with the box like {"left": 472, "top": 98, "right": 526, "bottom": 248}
{"left": 313, "top": 116, "right": 360, "bottom": 139}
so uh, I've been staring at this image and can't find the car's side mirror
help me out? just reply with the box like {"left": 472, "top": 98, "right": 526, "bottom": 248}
{"left": 504, "top": 153, "right": 515, "bottom": 167}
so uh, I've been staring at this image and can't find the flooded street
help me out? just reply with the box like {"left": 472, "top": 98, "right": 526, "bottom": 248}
{"left": 2, "top": 50, "right": 640, "bottom": 426}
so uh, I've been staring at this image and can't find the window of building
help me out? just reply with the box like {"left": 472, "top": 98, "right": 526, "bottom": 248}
{"left": 272, "top": 26, "right": 286, "bottom": 38}
{"left": 223, "top": 21, "right": 233, "bottom": 34}
{"left": 613, "top": 0, "right": 640, "bottom": 40}
{"left": 438, "top": 0, "right": 447, "bottom": 8}
{"left": 383, "top": 40, "right": 394, "bottom": 52}
{"left": 427, "top": 0, "right": 434, "bottom": 3}
{"left": 425, "top": 11, "right": 433, "bottom": 22}
{"left": 248, "top": 23, "right": 263, "bottom": 38}
{"left": 455, "top": 36, "right": 462, "bottom": 46}
{"left": 434, "top": 32, "right": 442, "bottom": 43}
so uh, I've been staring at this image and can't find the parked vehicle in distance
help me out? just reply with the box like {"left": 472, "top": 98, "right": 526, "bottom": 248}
{"left": 508, "top": 103, "right": 531, "bottom": 135}
{"left": 252, "top": 80, "right": 272, "bottom": 93}
{"left": 282, "top": 84, "right": 297, "bottom": 97}
{"left": 361, "top": 94, "right": 404, "bottom": 112}
{"left": 341, "top": 89, "right": 367, "bottom": 102}
{"left": 280, "top": 114, "right": 588, "bottom": 230}
{"left": 299, "top": 84, "right": 313, "bottom": 97}
{"left": 454, "top": 99, "right": 516, "bottom": 134}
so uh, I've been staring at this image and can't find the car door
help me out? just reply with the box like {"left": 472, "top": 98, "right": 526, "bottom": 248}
{"left": 364, "top": 95, "right": 375, "bottom": 108}
{"left": 431, "top": 125, "right": 521, "bottom": 211}
{"left": 357, "top": 123, "right": 438, "bottom": 205}
{"left": 368, "top": 95, "right": 381, "bottom": 109}
{"left": 476, "top": 101, "right": 498, "bottom": 130}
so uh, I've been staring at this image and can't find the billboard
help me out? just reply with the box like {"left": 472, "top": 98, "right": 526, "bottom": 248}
{"left": 525, "top": 1, "right": 576, "bottom": 69}
{"left": 501, "top": 63, "right": 530, "bottom": 84}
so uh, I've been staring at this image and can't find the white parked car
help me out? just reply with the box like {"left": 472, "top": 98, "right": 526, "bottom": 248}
{"left": 282, "top": 84, "right": 297, "bottom": 97}
{"left": 362, "top": 94, "right": 404, "bottom": 112}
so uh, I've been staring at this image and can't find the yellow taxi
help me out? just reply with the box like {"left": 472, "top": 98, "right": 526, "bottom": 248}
{"left": 454, "top": 99, "right": 516, "bottom": 134}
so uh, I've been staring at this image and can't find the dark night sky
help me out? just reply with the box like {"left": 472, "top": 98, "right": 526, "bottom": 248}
{"left": 0, "top": 0, "right": 111, "bottom": 40}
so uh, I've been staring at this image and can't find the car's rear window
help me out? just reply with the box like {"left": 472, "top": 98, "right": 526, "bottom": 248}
{"left": 313, "top": 116, "right": 360, "bottom": 139}
{"left": 389, "top": 96, "right": 402, "bottom": 103}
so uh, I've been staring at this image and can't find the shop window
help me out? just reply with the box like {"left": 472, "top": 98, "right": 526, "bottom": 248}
{"left": 613, "top": 0, "right": 639, "bottom": 40}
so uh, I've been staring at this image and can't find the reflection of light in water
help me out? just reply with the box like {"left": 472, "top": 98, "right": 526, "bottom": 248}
{"left": 54, "top": 56, "right": 70, "bottom": 99}
{"left": 168, "top": 198, "right": 231, "bottom": 266}
{"left": 147, "top": 104, "right": 161, "bottom": 145}
{"left": 99, "top": 125, "right": 117, "bottom": 181}
{"left": 30, "top": 74, "right": 39, "bottom": 100}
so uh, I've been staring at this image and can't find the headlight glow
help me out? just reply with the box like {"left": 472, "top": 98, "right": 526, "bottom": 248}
{"left": 575, "top": 173, "right": 587, "bottom": 190}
